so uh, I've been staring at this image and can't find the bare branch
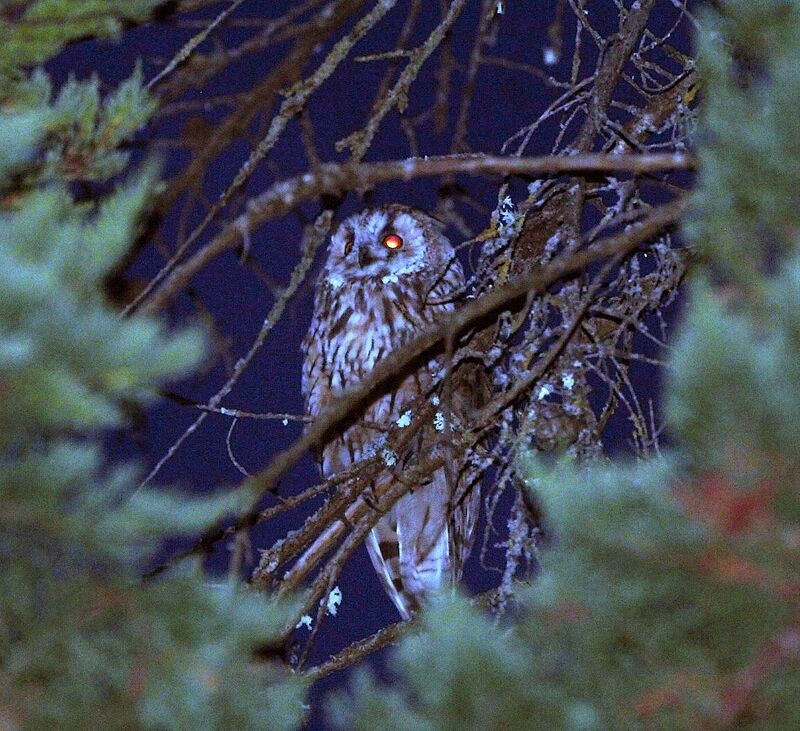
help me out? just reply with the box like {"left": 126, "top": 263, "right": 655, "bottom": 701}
{"left": 305, "top": 619, "right": 413, "bottom": 682}
{"left": 336, "top": 0, "right": 470, "bottom": 160}
{"left": 143, "top": 152, "right": 691, "bottom": 312}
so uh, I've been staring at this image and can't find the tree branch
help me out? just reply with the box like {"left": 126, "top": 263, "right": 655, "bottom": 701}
{"left": 142, "top": 152, "right": 691, "bottom": 312}
{"left": 305, "top": 619, "right": 413, "bottom": 682}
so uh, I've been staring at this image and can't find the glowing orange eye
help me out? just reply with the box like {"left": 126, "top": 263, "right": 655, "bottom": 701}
{"left": 382, "top": 233, "right": 403, "bottom": 250}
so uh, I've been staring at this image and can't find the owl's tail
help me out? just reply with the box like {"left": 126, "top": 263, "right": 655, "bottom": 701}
{"left": 366, "top": 487, "right": 453, "bottom": 620}
{"left": 366, "top": 519, "right": 414, "bottom": 620}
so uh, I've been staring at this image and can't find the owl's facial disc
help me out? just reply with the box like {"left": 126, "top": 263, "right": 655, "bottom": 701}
{"left": 326, "top": 207, "right": 445, "bottom": 288}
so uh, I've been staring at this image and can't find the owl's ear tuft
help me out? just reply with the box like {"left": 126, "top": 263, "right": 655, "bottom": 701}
{"left": 426, "top": 212, "right": 448, "bottom": 231}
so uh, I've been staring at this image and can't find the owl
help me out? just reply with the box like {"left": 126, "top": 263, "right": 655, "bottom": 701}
{"left": 302, "top": 205, "right": 481, "bottom": 619}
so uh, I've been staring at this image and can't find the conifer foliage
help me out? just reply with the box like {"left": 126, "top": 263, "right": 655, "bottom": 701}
{"left": 0, "top": 3, "right": 305, "bottom": 729}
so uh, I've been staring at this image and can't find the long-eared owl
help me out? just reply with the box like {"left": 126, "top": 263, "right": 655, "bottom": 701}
{"left": 302, "top": 205, "right": 480, "bottom": 619}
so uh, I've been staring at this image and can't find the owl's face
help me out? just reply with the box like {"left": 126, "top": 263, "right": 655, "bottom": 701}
{"left": 322, "top": 205, "right": 455, "bottom": 288}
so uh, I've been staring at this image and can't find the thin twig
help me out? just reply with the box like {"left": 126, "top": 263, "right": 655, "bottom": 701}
{"left": 305, "top": 619, "right": 413, "bottom": 681}
{"left": 336, "top": 0, "right": 470, "bottom": 160}
{"left": 147, "top": 0, "right": 251, "bottom": 90}
{"left": 137, "top": 210, "right": 332, "bottom": 490}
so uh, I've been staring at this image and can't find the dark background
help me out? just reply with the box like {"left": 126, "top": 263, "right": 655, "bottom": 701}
{"left": 48, "top": 2, "right": 694, "bottom": 727}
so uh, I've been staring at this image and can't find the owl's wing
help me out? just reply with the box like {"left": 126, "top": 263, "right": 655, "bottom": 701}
{"left": 447, "top": 353, "right": 492, "bottom": 578}
{"left": 366, "top": 283, "right": 490, "bottom": 617}
{"left": 366, "top": 367, "right": 487, "bottom": 618}
{"left": 450, "top": 467, "right": 481, "bottom": 581}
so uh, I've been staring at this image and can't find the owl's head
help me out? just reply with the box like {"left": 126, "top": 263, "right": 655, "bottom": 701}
{"left": 322, "top": 205, "right": 457, "bottom": 288}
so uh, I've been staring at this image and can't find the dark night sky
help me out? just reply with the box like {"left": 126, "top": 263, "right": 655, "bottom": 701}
{"left": 48, "top": 1, "right": 694, "bottom": 727}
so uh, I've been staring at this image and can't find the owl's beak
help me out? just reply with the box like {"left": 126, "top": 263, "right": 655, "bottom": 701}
{"left": 358, "top": 246, "right": 376, "bottom": 267}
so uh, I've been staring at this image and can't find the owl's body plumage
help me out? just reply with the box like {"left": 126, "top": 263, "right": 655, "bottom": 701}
{"left": 302, "top": 205, "right": 479, "bottom": 619}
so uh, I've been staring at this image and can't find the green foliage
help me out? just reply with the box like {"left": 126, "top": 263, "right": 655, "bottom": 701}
{"left": 329, "top": 2, "right": 800, "bottom": 729}
{"left": 0, "top": 1, "right": 162, "bottom": 89}
{"left": 0, "top": 7, "right": 306, "bottom": 730}
{"left": 688, "top": 0, "right": 800, "bottom": 285}
{"left": 2, "top": 66, "right": 156, "bottom": 187}
{"left": 0, "top": 106, "right": 51, "bottom": 183}
{"left": 671, "top": 0, "right": 800, "bottom": 473}
{"left": 667, "top": 257, "right": 800, "bottom": 467}
{"left": 50, "top": 66, "right": 158, "bottom": 180}
{"left": 0, "top": 168, "right": 203, "bottom": 437}
{"left": 332, "top": 460, "right": 797, "bottom": 730}
{"left": 514, "top": 459, "right": 795, "bottom": 729}
{"left": 0, "top": 438, "right": 306, "bottom": 728}
{"left": 328, "top": 595, "right": 539, "bottom": 731}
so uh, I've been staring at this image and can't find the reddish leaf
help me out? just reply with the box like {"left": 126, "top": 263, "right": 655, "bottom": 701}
{"left": 695, "top": 550, "right": 769, "bottom": 585}
{"left": 632, "top": 671, "right": 703, "bottom": 718}
{"left": 713, "top": 626, "right": 800, "bottom": 728}
{"left": 540, "top": 600, "right": 591, "bottom": 626}
{"left": 127, "top": 665, "right": 146, "bottom": 698}
{"left": 675, "top": 472, "right": 775, "bottom": 535}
